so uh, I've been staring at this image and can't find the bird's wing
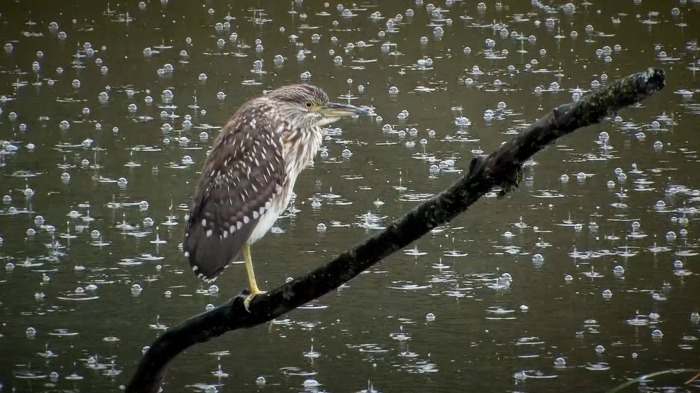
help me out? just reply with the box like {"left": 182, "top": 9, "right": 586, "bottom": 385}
{"left": 183, "top": 114, "right": 286, "bottom": 281}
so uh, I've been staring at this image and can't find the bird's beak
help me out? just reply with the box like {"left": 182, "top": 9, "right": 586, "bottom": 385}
{"left": 319, "top": 102, "right": 371, "bottom": 117}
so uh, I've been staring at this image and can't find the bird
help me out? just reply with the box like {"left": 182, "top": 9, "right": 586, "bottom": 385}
{"left": 183, "top": 84, "right": 369, "bottom": 310}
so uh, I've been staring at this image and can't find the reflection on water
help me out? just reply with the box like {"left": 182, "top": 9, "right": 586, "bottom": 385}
{"left": 1, "top": 0, "right": 699, "bottom": 392}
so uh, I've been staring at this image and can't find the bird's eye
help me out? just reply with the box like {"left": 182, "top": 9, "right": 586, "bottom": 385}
{"left": 305, "top": 101, "right": 313, "bottom": 108}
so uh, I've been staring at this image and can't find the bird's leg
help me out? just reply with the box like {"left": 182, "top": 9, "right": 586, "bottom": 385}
{"left": 243, "top": 244, "right": 266, "bottom": 311}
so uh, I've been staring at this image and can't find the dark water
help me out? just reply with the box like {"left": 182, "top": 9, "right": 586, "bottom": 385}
{"left": 1, "top": 0, "right": 699, "bottom": 392}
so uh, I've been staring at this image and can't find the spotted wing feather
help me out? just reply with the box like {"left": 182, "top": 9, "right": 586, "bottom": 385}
{"left": 184, "top": 110, "right": 285, "bottom": 280}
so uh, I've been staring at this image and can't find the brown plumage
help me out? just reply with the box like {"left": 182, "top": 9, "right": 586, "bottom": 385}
{"left": 183, "top": 84, "right": 368, "bottom": 307}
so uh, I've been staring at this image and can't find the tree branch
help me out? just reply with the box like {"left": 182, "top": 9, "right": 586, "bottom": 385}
{"left": 126, "top": 67, "right": 666, "bottom": 393}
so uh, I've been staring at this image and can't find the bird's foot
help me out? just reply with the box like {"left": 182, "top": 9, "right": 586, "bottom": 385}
{"left": 243, "top": 290, "right": 267, "bottom": 312}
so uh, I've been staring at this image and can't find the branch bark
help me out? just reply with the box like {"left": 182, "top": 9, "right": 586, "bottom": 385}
{"left": 126, "top": 67, "right": 666, "bottom": 393}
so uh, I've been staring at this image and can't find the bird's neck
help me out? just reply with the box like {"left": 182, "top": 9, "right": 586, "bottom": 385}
{"left": 281, "top": 125, "right": 324, "bottom": 180}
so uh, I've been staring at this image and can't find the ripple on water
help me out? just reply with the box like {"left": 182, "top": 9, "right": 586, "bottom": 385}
{"left": 513, "top": 370, "right": 557, "bottom": 380}
{"left": 297, "top": 303, "right": 329, "bottom": 310}
{"left": 56, "top": 292, "right": 99, "bottom": 302}
{"left": 48, "top": 329, "right": 79, "bottom": 337}
{"left": 485, "top": 306, "right": 516, "bottom": 320}
{"left": 13, "top": 370, "right": 48, "bottom": 379}
{"left": 388, "top": 281, "right": 430, "bottom": 291}
{"left": 584, "top": 362, "right": 611, "bottom": 371}
{"left": 279, "top": 367, "right": 317, "bottom": 377}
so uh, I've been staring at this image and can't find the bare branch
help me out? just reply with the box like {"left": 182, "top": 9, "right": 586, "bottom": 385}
{"left": 126, "top": 67, "right": 666, "bottom": 393}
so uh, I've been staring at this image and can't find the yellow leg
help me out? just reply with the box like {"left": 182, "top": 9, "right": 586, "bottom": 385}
{"left": 243, "top": 244, "right": 266, "bottom": 311}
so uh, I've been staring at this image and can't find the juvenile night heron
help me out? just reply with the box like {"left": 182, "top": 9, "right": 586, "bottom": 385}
{"left": 183, "top": 84, "right": 368, "bottom": 309}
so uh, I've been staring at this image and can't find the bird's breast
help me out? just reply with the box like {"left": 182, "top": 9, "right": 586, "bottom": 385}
{"left": 282, "top": 126, "right": 324, "bottom": 179}
{"left": 247, "top": 127, "right": 323, "bottom": 244}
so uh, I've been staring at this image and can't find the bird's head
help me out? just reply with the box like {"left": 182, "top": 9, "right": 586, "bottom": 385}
{"left": 266, "top": 84, "right": 370, "bottom": 129}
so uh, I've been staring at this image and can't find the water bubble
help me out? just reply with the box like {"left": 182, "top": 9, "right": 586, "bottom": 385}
{"left": 316, "top": 223, "right": 327, "bottom": 232}
{"left": 256, "top": 376, "right": 266, "bottom": 385}
{"left": 595, "top": 345, "right": 605, "bottom": 354}
{"left": 554, "top": 357, "right": 566, "bottom": 367}
{"left": 602, "top": 289, "right": 612, "bottom": 299}
{"left": 128, "top": 285, "right": 144, "bottom": 299}
{"left": 34, "top": 215, "right": 45, "bottom": 226}
{"left": 303, "top": 379, "right": 320, "bottom": 388}
{"left": 651, "top": 329, "right": 663, "bottom": 339}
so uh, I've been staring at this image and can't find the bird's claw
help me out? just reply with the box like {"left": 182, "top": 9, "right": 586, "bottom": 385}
{"left": 243, "top": 290, "right": 267, "bottom": 312}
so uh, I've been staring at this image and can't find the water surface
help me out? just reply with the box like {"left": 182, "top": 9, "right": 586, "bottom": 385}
{"left": 1, "top": 1, "right": 699, "bottom": 392}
